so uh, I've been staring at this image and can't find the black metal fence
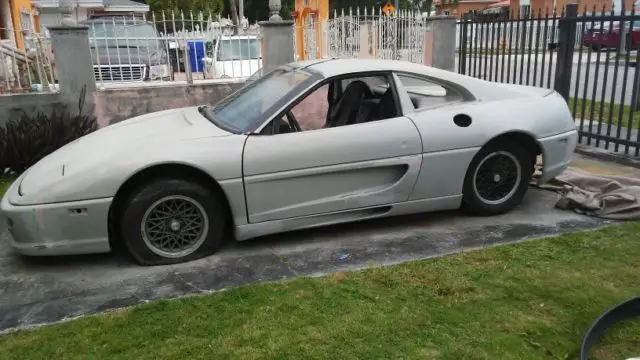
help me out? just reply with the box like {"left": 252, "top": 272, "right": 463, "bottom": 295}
{"left": 457, "top": 5, "right": 640, "bottom": 157}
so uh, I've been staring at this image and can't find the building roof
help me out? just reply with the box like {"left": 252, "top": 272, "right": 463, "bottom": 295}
{"left": 31, "top": 0, "right": 149, "bottom": 12}
{"left": 104, "top": 0, "right": 150, "bottom": 12}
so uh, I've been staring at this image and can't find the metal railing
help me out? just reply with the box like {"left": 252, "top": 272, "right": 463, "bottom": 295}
{"left": 457, "top": 5, "right": 640, "bottom": 156}
{"left": 455, "top": 18, "right": 587, "bottom": 52}
{"left": 0, "top": 28, "right": 57, "bottom": 95}
{"left": 85, "top": 12, "right": 262, "bottom": 88}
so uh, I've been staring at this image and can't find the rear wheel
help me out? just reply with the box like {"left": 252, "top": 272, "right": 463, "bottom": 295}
{"left": 119, "top": 178, "right": 226, "bottom": 265}
{"left": 461, "top": 141, "right": 534, "bottom": 216}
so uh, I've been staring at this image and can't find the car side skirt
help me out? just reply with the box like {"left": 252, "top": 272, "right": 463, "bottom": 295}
{"left": 233, "top": 194, "right": 462, "bottom": 241}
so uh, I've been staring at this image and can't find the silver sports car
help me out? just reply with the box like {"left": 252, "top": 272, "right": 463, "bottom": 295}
{"left": 1, "top": 58, "right": 578, "bottom": 265}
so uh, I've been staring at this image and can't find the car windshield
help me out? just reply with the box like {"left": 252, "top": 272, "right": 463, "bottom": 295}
{"left": 216, "top": 38, "right": 261, "bottom": 61}
{"left": 87, "top": 22, "right": 160, "bottom": 49}
{"left": 202, "top": 68, "right": 313, "bottom": 133}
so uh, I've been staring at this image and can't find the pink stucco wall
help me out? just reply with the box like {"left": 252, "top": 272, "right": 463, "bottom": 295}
{"left": 93, "top": 82, "right": 244, "bottom": 127}
{"left": 94, "top": 81, "right": 332, "bottom": 130}
{"left": 290, "top": 85, "right": 329, "bottom": 130}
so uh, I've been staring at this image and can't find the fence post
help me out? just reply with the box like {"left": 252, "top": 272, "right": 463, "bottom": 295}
{"left": 423, "top": 16, "right": 457, "bottom": 72}
{"left": 48, "top": 21, "right": 96, "bottom": 115}
{"left": 259, "top": 0, "right": 295, "bottom": 73}
{"left": 553, "top": 3, "right": 577, "bottom": 101}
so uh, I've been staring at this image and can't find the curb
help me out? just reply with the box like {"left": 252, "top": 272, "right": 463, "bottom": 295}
{"left": 574, "top": 144, "right": 640, "bottom": 169}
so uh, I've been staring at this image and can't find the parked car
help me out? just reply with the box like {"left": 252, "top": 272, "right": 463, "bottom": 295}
{"left": 1, "top": 59, "right": 578, "bottom": 266}
{"left": 83, "top": 18, "right": 173, "bottom": 82}
{"left": 582, "top": 21, "right": 640, "bottom": 51}
{"left": 203, "top": 35, "right": 262, "bottom": 78}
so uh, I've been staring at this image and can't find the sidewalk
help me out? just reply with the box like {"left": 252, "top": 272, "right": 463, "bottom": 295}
{"left": 570, "top": 152, "right": 640, "bottom": 176}
{"left": 573, "top": 119, "right": 640, "bottom": 168}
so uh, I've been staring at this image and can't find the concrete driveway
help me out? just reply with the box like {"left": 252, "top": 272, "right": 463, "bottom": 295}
{"left": 0, "top": 186, "right": 611, "bottom": 334}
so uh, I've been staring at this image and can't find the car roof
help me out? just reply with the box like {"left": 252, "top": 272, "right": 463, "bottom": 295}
{"left": 291, "top": 58, "right": 543, "bottom": 102}
{"left": 299, "top": 58, "right": 476, "bottom": 87}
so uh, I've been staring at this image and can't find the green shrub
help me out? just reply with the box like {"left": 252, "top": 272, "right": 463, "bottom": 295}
{"left": 0, "top": 86, "right": 97, "bottom": 175}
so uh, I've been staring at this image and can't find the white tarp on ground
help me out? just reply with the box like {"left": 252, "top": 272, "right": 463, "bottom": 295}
{"left": 533, "top": 167, "right": 640, "bottom": 220}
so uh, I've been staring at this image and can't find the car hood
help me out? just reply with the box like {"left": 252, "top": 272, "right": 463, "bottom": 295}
{"left": 17, "top": 106, "right": 230, "bottom": 200}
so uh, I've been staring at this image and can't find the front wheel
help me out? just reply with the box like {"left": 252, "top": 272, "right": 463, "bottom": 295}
{"left": 461, "top": 141, "right": 534, "bottom": 216}
{"left": 120, "top": 178, "right": 226, "bottom": 265}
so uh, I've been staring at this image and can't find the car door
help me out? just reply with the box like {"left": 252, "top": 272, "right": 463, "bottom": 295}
{"left": 391, "top": 72, "right": 480, "bottom": 202}
{"left": 242, "top": 72, "right": 423, "bottom": 224}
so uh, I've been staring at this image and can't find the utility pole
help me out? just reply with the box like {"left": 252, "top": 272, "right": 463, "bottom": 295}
{"left": 239, "top": 0, "right": 244, "bottom": 22}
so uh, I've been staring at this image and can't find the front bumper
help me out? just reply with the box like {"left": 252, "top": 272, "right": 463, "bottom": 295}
{"left": 1, "top": 179, "right": 112, "bottom": 256}
{"left": 537, "top": 129, "right": 579, "bottom": 184}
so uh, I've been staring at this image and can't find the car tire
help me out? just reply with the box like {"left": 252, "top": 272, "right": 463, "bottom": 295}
{"left": 120, "top": 177, "right": 226, "bottom": 266}
{"left": 461, "top": 141, "right": 534, "bottom": 216}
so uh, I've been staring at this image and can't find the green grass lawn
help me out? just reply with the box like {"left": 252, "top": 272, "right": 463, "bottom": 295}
{"left": 570, "top": 97, "right": 640, "bottom": 129}
{"left": 0, "top": 222, "right": 639, "bottom": 360}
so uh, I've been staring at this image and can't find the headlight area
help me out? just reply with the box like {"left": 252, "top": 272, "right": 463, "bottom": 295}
{"left": 148, "top": 64, "right": 171, "bottom": 81}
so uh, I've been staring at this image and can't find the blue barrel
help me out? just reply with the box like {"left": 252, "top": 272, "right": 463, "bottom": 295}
{"left": 187, "top": 40, "right": 206, "bottom": 73}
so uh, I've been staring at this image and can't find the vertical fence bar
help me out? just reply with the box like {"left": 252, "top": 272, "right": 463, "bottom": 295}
{"left": 480, "top": 20, "right": 487, "bottom": 80}
{"left": 572, "top": 6, "right": 587, "bottom": 136}
{"left": 506, "top": 11, "right": 515, "bottom": 83}
{"left": 595, "top": 7, "right": 616, "bottom": 149}
{"left": 532, "top": 9, "right": 542, "bottom": 87}
{"left": 488, "top": 21, "right": 495, "bottom": 81}
{"left": 459, "top": 20, "right": 467, "bottom": 75}
{"left": 494, "top": 18, "right": 502, "bottom": 82}
{"left": 470, "top": 19, "right": 476, "bottom": 76}
{"left": 620, "top": 6, "right": 637, "bottom": 154}
{"left": 518, "top": 14, "right": 526, "bottom": 84}
{"left": 525, "top": 10, "right": 534, "bottom": 85}
{"left": 604, "top": 5, "right": 624, "bottom": 151}
{"left": 499, "top": 17, "right": 506, "bottom": 82}
{"left": 546, "top": 8, "right": 558, "bottom": 89}
{"left": 587, "top": 5, "right": 607, "bottom": 146}
{"left": 578, "top": 6, "right": 596, "bottom": 144}
{"left": 513, "top": 10, "right": 521, "bottom": 83}
{"left": 540, "top": 8, "right": 549, "bottom": 88}
{"left": 631, "top": 40, "right": 640, "bottom": 155}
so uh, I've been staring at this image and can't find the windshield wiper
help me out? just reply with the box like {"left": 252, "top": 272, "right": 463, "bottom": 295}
{"left": 197, "top": 105, "right": 242, "bottom": 134}
{"left": 198, "top": 105, "right": 214, "bottom": 121}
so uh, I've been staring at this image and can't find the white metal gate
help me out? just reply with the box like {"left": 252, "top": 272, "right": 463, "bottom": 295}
{"left": 298, "top": 8, "right": 426, "bottom": 64}
{"left": 326, "top": 13, "right": 361, "bottom": 58}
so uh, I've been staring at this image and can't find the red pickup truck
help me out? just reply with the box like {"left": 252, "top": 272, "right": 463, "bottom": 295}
{"left": 582, "top": 22, "right": 640, "bottom": 51}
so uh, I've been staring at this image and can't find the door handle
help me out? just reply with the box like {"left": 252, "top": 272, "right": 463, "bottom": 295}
{"left": 453, "top": 114, "right": 472, "bottom": 128}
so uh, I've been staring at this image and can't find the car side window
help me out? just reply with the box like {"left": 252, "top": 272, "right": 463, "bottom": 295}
{"left": 396, "top": 74, "right": 464, "bottom": 110}
{"left": 263, "top": 73, "right": 400, "bottom": 135}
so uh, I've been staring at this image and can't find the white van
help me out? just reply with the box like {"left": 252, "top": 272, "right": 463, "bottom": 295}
{"left": 203, "top": 35, "right": 262, "bottom": 79}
